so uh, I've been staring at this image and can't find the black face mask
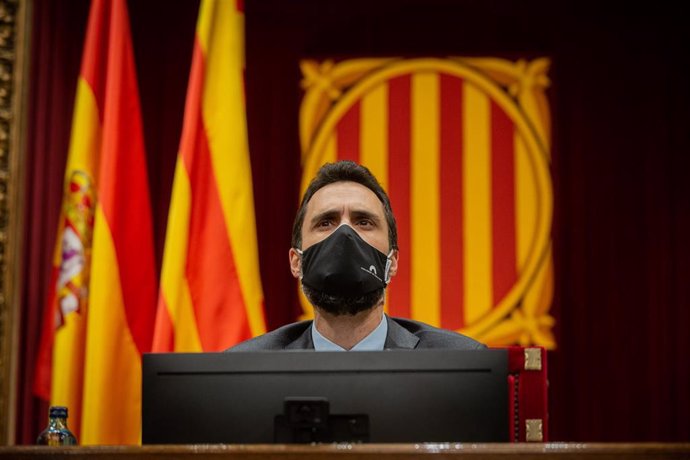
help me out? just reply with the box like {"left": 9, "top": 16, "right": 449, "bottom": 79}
{"left": 298, "top": 225, "right": 392, "bottom": 298}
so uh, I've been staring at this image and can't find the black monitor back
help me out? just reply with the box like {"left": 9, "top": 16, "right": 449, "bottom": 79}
{"left": 142, "top": 349, "right": 508, "bottom": 444}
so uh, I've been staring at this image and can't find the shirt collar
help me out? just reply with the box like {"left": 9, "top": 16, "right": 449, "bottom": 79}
{"left": 311, "top": 314, "right": 388, "bottom": 351}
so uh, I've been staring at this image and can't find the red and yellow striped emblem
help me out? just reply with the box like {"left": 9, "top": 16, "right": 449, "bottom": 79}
{"left": 299, "top": 57, "right": 554, "bottom": 347}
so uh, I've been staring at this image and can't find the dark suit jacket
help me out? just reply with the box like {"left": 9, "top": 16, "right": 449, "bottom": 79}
{"left": 227, "top": 316, "right": 485, "bottom": 351}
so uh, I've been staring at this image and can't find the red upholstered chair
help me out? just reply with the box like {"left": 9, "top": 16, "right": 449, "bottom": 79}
{"left": 506, "top": 346, "right": 549, "bottom": 442}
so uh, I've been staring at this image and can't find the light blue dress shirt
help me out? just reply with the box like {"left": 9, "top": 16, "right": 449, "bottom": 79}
{"left": 311, "top": 314, "right": 388, "bottom": 351}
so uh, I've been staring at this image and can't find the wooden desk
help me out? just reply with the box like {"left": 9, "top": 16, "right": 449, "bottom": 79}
{"left": 1, "top": 443, "right": 689, "bottom": 460}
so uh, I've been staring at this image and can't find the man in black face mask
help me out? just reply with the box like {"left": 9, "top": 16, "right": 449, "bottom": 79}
{"left": 230, "top": 161, "right": 484, "bottom": 351}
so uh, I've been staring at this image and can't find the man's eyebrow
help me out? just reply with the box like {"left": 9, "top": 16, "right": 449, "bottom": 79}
{"left": 309, "top": 210, "right": 340, "bottom": 226}
{"left": 351, "top": 209, "right": 382, "bottom": 223}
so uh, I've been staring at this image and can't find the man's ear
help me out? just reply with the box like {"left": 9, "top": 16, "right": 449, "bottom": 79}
{"left": 288, "top": 248, "right": 301, "bottom": 279}
{"left": 387, "top": 249, "right": 399, "bottom": 279}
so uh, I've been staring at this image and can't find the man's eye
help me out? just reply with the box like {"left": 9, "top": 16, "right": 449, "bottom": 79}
{"left": 357, "top": 219, "right": 373, "bottom": 227}
{"left": 318, "top": 220, "right": 332, "bottom": 228}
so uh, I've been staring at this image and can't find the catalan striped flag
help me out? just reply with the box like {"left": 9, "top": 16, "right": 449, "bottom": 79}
{"left": 383, "top": 73, "right": 521, "bottom": 329}
{"left": 33, "top": 0, "right": 157, "bottom": 444}
{"left": 153, "top": 0, "right": 266, "bottom": 353}
{"left": 299, "top": 58, "right": 555, "bottom": 347}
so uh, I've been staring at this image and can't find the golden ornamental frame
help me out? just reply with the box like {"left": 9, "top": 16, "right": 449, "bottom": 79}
{"left": 299, "top": 57, "right": 555, "bottom": 349}
{"left": 0, "top": 0, "right": 29, "bottom": 446}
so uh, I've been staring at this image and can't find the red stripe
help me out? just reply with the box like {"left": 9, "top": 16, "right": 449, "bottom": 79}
{"left": 387, "top": 76, "right": 411, "bottom": 318}
{"left": 182, "top": 39, "right": 251, "bottom": 350}
{"left": 491, "top": 101, "right": 517, "bottom": 303}
{"left": 236, "top": 0, "right": 245, "bottom": 13}
{"left": 97, "top": 0, "right": 156, "bottom": 355}
{"left": 80, "top": 0, "right": 110, "bottom": 122}
{"left": 151, "top": 297, "right": 175, "bottom": 352}
{"left": 337, "top": 101, "right": 361, "bottom": 163}
{"left": 439, "top": 74, "right": 465, "bottom": 330}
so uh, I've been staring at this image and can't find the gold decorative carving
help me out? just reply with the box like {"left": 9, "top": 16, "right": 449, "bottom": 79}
{"left": 525, "top": 418, "right": 543, "bottom": 442}
{"left": 0, "top": 0, "right": 29, "bottom": 446}
{"left": 524, "top": 347, "right": 543, "bottom": 371}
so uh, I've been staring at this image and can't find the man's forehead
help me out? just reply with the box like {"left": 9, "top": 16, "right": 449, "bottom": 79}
{"left": 306, "top": 181, "right": 385, "bottom": 215}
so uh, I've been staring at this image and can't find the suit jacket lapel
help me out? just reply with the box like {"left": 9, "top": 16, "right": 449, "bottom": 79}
{"left": 384, "top": 316, "right": 420, "bottom": 349}
{"left": 285, "top": 321, "right": 315, "bottom": 349}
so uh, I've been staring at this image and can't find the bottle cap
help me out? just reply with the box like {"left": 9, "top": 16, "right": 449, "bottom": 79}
{"left": 49, "top": 406, "right": 68, "bottom": 418}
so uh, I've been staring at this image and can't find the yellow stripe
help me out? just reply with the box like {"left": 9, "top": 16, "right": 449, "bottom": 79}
{"left": 515, "top": 133, "right": 536, "bottom": 272}
{"left": 50, "top": 76, "right": 103, "bottom": 439}
{"left": 360, "top": 83, "right": 389, "bottom": 191}
{"left": 360, "top": 83, "right": 389, "bottom": 312}
{"left": 195, "top": 0, "right": 213, "bottom": 55}
{"left": 63, "top": 78, "right": 102, "bottom": 183}
{"left": 411, "top": 72, "right": 440, "bottom": 326}
{"left": 50, "top": 309, "right": 87, "bottom": 439}
{"left": 80, "top": 206, "right": 140, "bottom": 444}
{"left": 200, "top": 1, "right": 265, "bottom": 336}
{"left": 298, "top": 133, "right": 338, "bottom": 319}
{"left": 324, "top": 134, "right": 338, "bottom": 174}
{"left": 300, "top": 131, "right": 338, "bottom": 198}
{"left": 159, "top": 157, "right": 203, "bottom": 351}
{"left": 463, "top": 82, "right": 493, "bottom": 324}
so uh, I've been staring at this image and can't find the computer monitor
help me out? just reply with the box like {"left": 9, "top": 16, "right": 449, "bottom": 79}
{"left": 142, "top": 349, "right": 508, "bottom": 444}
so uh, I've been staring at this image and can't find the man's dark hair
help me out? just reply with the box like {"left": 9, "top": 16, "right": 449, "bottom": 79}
{"left": 291, "top": 161, "right": 398, "bottom": 251}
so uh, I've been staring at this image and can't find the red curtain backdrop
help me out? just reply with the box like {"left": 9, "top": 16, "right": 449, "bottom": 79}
{"left": 19, "top": 0, "right": 690, "bottom": 443}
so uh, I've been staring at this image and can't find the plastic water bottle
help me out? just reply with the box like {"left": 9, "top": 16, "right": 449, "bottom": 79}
{"left": 36, "top": 406, "right": 78, "bottom": 446}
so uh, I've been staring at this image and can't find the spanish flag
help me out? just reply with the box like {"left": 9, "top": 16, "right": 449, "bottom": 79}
{"left": 153, "top": 0, "right": 266, "bottom": 352}
{"left": 33, "top": 0, "right": 157, "bottom": 444}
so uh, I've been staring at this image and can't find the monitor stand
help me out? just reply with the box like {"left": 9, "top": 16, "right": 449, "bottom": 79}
{"left": 274, "top": 397, "right": 370, "bottom": 443}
